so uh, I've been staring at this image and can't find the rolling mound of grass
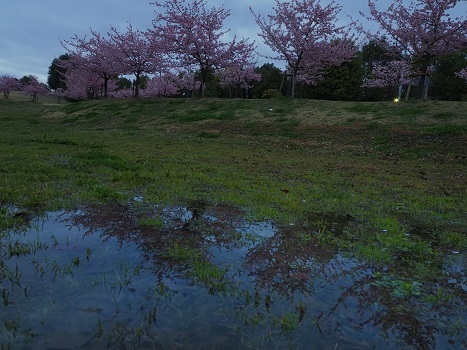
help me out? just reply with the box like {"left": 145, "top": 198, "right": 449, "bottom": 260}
{"left": 1, "top": 96, "right": 466, "bottom": 264}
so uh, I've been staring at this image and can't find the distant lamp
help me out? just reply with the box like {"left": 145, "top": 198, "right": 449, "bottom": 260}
{"left": 394, "top": 98, "right": 399, "bottom": 103}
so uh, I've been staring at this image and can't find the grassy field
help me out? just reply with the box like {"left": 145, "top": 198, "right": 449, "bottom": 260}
{"left": 1, "top": 93, "right": 466, "bottom": 262}
{"left": 1, "top": 92, "right": 466, "bottom": 347}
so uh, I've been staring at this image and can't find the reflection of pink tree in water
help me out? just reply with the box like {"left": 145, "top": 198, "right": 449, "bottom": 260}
{"left": 244, "top": 227, "right": 340, "bottom": 298}
{"left": 65, "top": 203, "right": 242, "bottom": 286}
{"left": 63, "top": 205, "right": 466, "bottom": 349}
{"left": 244, "top": 221, "right": 466, "bottom": 349}
{"left": 332, "top": 266, "right": 467, "bottom": 349}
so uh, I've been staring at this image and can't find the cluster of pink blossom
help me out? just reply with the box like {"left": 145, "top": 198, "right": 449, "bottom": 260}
{"left": 59, "top": 0, "right": 258, "bottom": 99}
{"left": 141, "top": 72, "right": 189, "bottom": 97}
{"left": 61, "top": 55, "right": 119, "bottom": 100}
{"left": 109, "top": 70, "right": 200, "bottom": 99}
{"left": 10, "top": 0, "right": 465, "bottom": 101}
{"left": 61, "top": 24, "right": 157, "bottom": 99}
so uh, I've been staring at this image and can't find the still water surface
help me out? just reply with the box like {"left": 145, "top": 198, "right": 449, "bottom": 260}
{"left": 1, "top": 204, "right": 465, "bottom": 349}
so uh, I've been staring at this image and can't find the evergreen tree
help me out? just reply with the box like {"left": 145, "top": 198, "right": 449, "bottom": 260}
{"left": 48, "top": 54, "right": 69, "bottom": 90}
{"left": 306, "top": 54, "right": 365, "bottom": 101}
{"left": 360, "top": 39, "right": 399, "bottom": 101}
{"left": 430, "top": 51, "right": 467, "bottom": 100}
{"left": 251, "top": 63, "right": 283, "bottom": 99}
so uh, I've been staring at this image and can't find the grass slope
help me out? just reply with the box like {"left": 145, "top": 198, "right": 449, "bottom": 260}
{"left": 1, "top": 95, "right": 466, "bottom": 268}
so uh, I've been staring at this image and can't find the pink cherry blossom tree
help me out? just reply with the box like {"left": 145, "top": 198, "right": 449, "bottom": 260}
{"left": 142, "top": 72, "right": 180, "bottom": 97}
{"left": 251, "top": 0, "right": 356, "bottom": 98}
{"left": 21, "top": 75, "right": 49, "bottom": 102}
{"left": 218, "top": 66, "right": 261, "bottom": 98}
{"left": 0, "top": 74, "right": 19, "bottom": 100}
{"left": 61, "top": 29, "right": 121, "bottom": 98}
{"left": 52, "top": 88, "right": 67, "bottom": 104}
{"left": 109, "top": 23, "right": 163, "bottom": 97}
{"left": 152, "top": 0, "right": 256, "bottom": 97}
{"left": 60, "top": 54, "right": 118, "bottom": 100}
{"left": 363, "top": 60, "right": 412, "bottom": 100}
{"left": 60, "top": 55, "right": 98, "bottom": 100}
{"left": 363, "top": 0, "right": 467, "bottom": 99}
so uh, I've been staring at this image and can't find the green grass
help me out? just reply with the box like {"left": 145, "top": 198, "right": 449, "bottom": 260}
{"left": 1, "top": 94, "right": 466, "bottom": 349}
{"left": 165, "top": 242, "right": 228, "bottom": 291}
{"left": 1, "top": 95, "right": 466, "bottom": 270}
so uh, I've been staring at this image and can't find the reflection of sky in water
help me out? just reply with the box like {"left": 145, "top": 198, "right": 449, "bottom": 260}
{"left": 0, "top": 210, "right": 465, "bottom": 349}
{"left": 444, "top": 253, "right": 467, "bottom": 292}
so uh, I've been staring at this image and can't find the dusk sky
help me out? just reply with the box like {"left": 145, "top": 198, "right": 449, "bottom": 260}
{"left": 1, "top": 0, "right": 466, "bottom": 84}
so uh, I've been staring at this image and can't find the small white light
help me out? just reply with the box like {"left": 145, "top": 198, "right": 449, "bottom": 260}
{"left": 394, "top": 98, "right": 399, "bottom": 103}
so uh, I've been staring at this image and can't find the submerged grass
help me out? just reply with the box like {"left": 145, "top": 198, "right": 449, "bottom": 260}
{"left": 1, "top": 95, "right": 466, "bottom": 267}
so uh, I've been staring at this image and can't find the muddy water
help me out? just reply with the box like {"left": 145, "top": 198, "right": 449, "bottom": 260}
{"left": 0, "top": 204, "right": 465, "bottom": 349}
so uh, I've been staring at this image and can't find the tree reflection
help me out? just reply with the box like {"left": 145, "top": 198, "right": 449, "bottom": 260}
{"left": 244, "top": 227, "right": 341, "bottom": 298}
{"left": 61, "top": 203, "right": 466, "bottom": 349}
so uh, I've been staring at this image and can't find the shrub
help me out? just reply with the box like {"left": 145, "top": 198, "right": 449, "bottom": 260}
{"left": 262, "top": 89, "right": 281, "bottom": 99}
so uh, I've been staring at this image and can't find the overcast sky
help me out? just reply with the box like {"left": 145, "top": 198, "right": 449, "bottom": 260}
{"left": 1, "top": 0, "right": 466, "bottom": 84}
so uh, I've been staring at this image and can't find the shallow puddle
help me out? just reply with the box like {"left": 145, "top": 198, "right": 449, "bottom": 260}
{"left": 0, "top": 203, "right": 465, "bottom": 349}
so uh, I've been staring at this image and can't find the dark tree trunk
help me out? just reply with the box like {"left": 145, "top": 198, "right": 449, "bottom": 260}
{"left": 290, "top": 54, "right": 302, "bottom": 98}
{"left": 199, "top": 67, "right": 208, "bottom": 98}
{"left": 416, "top": 58, "right": 431, "bottom": 100}
{"left": 416, "top": 75, "right": 427, "bottom": 99}
{"left": 279, "top": 70, "right": 287, "bottom": 96}
{"left": 134, "top": 72, "right": 140, "bottom": 98}
{"left": 103, "top": 73, "right": 109, "bottom": 99}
